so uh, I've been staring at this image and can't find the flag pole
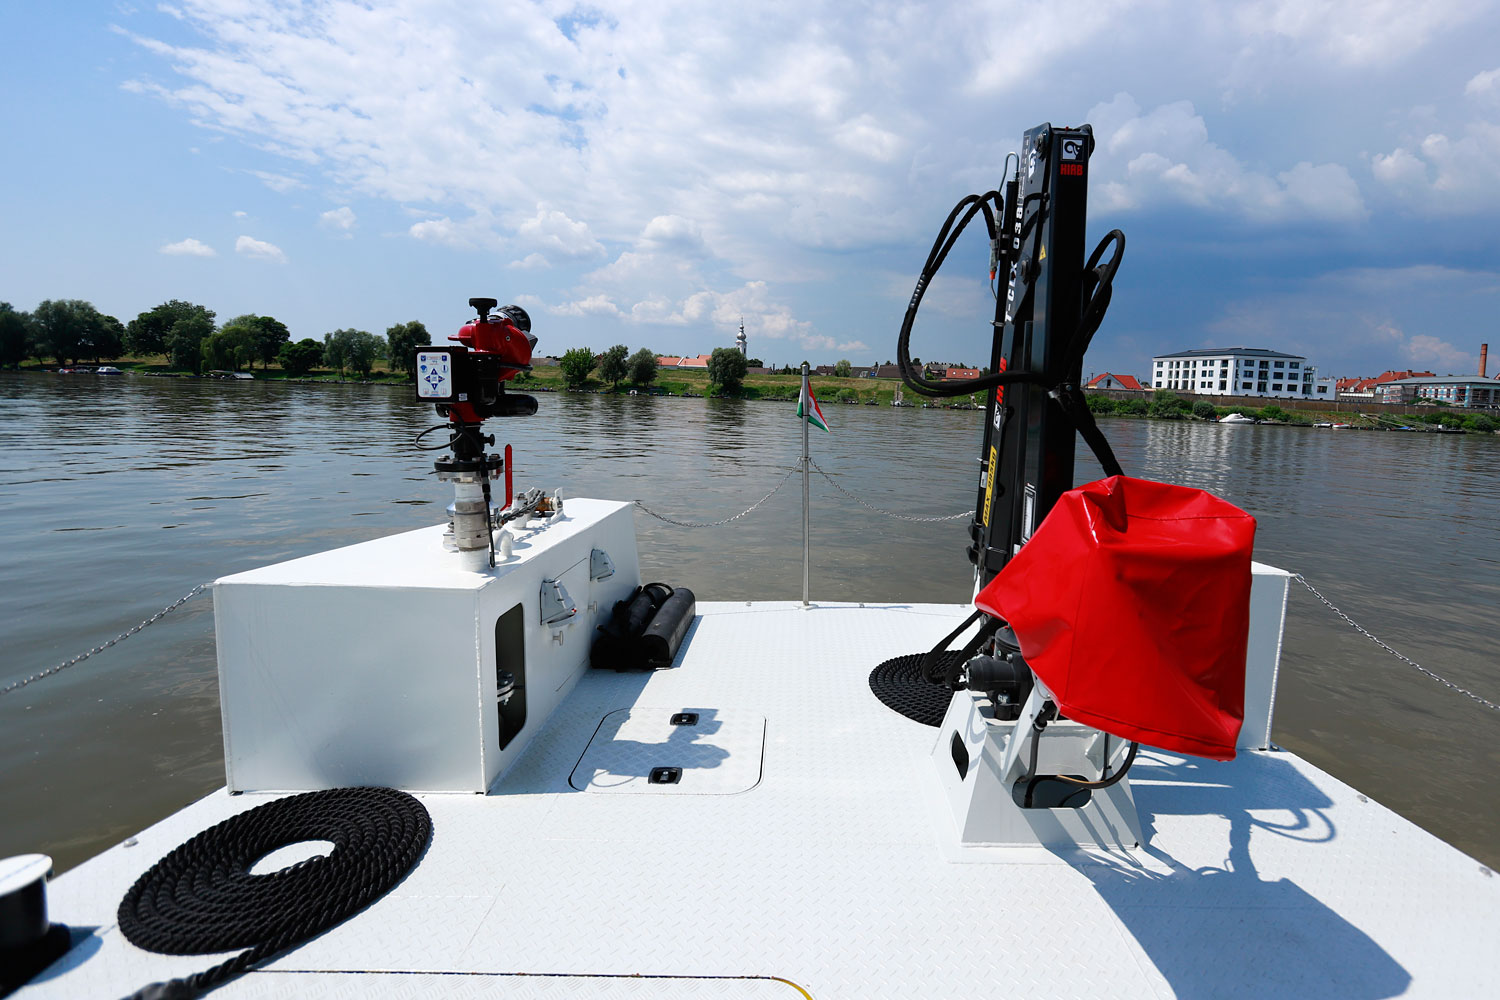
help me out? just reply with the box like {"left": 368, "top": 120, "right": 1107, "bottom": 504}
{"left": 801, "top": 361, "right": 810, "bottom": 607}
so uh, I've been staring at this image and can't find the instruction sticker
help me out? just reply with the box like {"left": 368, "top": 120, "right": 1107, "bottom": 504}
{"left": 417, "top": 351, "right": 453, "bottom": 399}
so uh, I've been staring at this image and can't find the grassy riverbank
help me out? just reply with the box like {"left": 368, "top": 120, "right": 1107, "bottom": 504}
{"left": 21, "top": 359, "right": 1498, "bottom": 432}
{"left": 1088, "top": 391, "right": 1498, "bottom": 433}
{"left": 24, "top": 356, "right": 974, "bottom": 406}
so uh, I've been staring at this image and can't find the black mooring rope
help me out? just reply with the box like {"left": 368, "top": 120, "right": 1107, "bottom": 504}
{"left": 117, "top": 786, "right": 432, "bottom": 1000}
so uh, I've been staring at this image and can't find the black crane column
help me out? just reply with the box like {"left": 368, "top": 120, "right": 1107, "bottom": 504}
{"left": 972, "top": 123, "right": 1093, "bottom": 587}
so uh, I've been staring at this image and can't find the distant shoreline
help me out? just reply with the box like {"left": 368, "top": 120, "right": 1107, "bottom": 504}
{"left": 12, "top": 365, "right": 1497, "bottom": 433}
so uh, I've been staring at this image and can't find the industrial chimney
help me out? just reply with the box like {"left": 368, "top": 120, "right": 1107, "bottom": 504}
{"left": 1482, "top": 343, "right": 1489, "bottom": 379}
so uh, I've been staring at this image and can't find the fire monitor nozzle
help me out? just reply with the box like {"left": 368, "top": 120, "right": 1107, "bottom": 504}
{"left": 417, "top": 295, "right": 542, "bottom": 570}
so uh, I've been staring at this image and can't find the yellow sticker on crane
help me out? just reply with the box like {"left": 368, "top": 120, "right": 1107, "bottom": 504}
{"left": 982, "top": 445, "right": 997, "bottom": 526}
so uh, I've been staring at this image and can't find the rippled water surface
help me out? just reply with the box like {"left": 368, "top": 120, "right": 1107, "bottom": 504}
{"left": 2, "top": 372, "right": 1497, "bottom": 869}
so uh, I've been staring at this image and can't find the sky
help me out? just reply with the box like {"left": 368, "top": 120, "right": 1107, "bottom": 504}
{"left": 2, "top": 1, "right": 1499, "bottom": 379}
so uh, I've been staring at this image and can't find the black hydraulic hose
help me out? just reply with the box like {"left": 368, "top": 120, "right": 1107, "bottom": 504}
{"left": 1054, "top": 740, "right": 1140, "bottom": 789}
{"left": 118, "top": 787, "right": 431, "bottom": 1000}
{"left": 1064, "top": 228, "right": 1126, "bottom": 363}
{"left": 896, "top": 191, "right": 1058, "bottom": 399}
{"left": 895, "top": 183, "right": 1125, "bottom": 405}
{"left": 897, "top": 188, "right": 1053, "bottom": 398}
{"left": 413, "top": 423, "right": 455, "bottom": 450}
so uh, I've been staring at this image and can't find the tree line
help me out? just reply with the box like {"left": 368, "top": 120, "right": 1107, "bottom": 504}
{"left": 551, "top": 345, "right": 749, "bottom": 392}
{"left": 0, "top": 299, "right": 433, "bottom": 378}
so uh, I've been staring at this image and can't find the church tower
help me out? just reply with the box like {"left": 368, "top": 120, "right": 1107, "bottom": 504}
{"left": 736, "top": 318, "right": 747, "bottom": 357}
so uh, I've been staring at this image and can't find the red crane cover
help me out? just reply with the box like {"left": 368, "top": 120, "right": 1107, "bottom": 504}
{"left": 975, "top": 476, "right": 1256, "bottom": 760}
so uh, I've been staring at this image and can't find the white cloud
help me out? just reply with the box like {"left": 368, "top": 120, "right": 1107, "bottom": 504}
{"left": 319, "top": 206, "right": 356, "bottom": 234}
{"left": 516, "top": 206, "right": 604, "bottom": 258}
{"left": 235, "top": 235, "right": 286, "bottom": 261}
{"left": 639, "top": 215, "right": 706, "bottom": 256}
{"left": 160, "top": 237, "right": 216, "bottom": 257}
{"left": 1233, "top": 0, "right": 1488, "bottom": 67}
{"left": 115, "top": 1, "right": 1500, "bottom": 365}
{"left": 549, "top": 294, "right": 622, "bottom": 318}
{"left": 1204, "top": 266, "right": 1498, "bottom": 375}
{"left": 1088, "top": 94, "right": 1367, "bottom": 222}
{"left": 246, "top": 169, "right": 304, "bottom": 193}
{"left": 1372, "top": 124, "right": 1500, "bottom": 208}
{"left": 408, "top": 216, "right": 492, "bottom": 250}
{"left": 232, "top": 209, "right": 247, "bottom": 218}
{"left": 1466, "top": 67, "right": 1500, "bottom": 103}
{"left": 1401, "top": 332, "right": 1473, "bottom": 371}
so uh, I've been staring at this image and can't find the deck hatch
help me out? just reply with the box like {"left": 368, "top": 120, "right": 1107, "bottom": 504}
{"left": 570, "top": 707, "right": 765, "bottom": 794}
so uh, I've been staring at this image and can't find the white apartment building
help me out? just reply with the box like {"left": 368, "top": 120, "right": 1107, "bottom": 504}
{"left": 1151, "top": 348, "right": 1326, "bottom": 398}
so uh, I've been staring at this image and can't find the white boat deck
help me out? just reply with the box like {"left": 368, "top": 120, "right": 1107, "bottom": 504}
{"left": 20, "top": 601, "right": 1499, "bottom": 999}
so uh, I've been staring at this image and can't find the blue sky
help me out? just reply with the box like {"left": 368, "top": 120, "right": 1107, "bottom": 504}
{"left": 3, "top": 1, "right": 1498, "bottom": 379}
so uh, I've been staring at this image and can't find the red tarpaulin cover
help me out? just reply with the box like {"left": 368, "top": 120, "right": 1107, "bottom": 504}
{"left": 975, "top": 476, "right": 1256, "bottom": 760}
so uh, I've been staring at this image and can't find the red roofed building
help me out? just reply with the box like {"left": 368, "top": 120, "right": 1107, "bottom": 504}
{"left": 1086, "top": 373, "right": 1145, "bottom": 392}
{"left": 656, "top": 354, "right": 713, "bottom": 369}
{"left": 1337, "top": 370, "right": 1434, "bottom": 400}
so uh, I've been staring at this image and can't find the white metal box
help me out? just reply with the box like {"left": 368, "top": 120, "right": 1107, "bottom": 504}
{"left": 212, "top": 499, "right": 642, "bottom": 793}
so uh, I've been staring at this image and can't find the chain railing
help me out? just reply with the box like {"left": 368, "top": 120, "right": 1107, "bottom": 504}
{"left": 634, "top": 461, "right": 974, "bottom": 527}
{"left": 1293, "top": 574, "right": 1498, "bottom": 714}
{"left": 633, "top": 466, "right": 800, "bottom": 527}
{"left": 809, "top": 459, "right": 971, "bottom": 522}
{"left": 19, "top": 501, "right": 1491, "bottom": 720}
{"left": 2, "top": 584, "right": 209, "bottom": 697}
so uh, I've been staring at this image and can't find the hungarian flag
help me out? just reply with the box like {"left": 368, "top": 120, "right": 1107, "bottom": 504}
{"left": 798, "top": 380, "right": 830, "bottom": 432}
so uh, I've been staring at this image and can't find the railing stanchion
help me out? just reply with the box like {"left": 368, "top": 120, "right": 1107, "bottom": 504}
{"left": 801, "top": 362, "right": 811, "bottom": 607}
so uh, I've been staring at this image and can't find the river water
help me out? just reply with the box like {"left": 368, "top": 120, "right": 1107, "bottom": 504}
{"left": 2, "top": 372, "right": 1497, "bottom": 870}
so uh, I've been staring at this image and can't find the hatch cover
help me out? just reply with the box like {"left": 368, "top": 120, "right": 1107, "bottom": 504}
{"left": 570, "top": 707, "right": 765, "bottom": 794}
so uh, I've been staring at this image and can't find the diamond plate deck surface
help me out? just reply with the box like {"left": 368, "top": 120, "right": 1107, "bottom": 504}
{"left": 569, "top": 707, "right": 766, "bottom": 793}
{"left": 20, "top": 602, "right": 1500, "bottom": 999}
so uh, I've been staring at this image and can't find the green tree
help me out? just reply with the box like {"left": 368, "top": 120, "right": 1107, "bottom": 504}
{"left": 220, "top": 315, "right": 291, "bottom": 369}
{"left": 385, "top": 321, "right": 431, "bottom": 379}
{"left": 127, "top": 300, "right": 214, "bottom": 358}
{"left": 1085, "top": 393, "right": 1117, "bottom": 415}
{"left": 1117, "top": 398, "right": 1149, "bottom": 416}
{"left": 1149, "top": 389, "right": 1188, "bottom": 419}
{"left": 627, "top": 348, "right": 658, "bottom": 386}
{"left": 833, "top": 359, "right": 852, "bottom": 377}
{"left": 597, "top": 343, "right": 630, "bottom": 389}
{"left": 559, "top": 347, "right": 596, "bottom": 388}
{"left": 277, "top": 338, "right": 324, "bottom": 376}
{"left": 746, "top": 357, "right": 763, "bottom": 368}
{"left": 323, "top": 331, "right": 347, "bottom": 373}
{"left": 168, "top": 312, "right": 214, "bottom": 374}
{"left": 0, "top": 303, "right": 36, "bottom": 368}
{"left": 1191, "top": 399, "right": 1217, "bottom": 419}
{"left": 202, "top": 325, "right": 254, "bottom": 371}
{"left": 33, "top": 299, "right": 122, "bottom": 366}
{"left": 707, "top": 347, "right": 748, "bottom": 392}
{"left": 323, "top": 328, "right": 381, "bottom": 377}
{"left": 94, "top": 314, "right": 125, "bottom": 361}
{"left": 1259, "top": 405, "right": 1290, "bottom": 423}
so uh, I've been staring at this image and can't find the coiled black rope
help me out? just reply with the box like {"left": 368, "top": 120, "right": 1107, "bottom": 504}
{"left": 117, "top": 786, "right": 432, "bottom": 1000}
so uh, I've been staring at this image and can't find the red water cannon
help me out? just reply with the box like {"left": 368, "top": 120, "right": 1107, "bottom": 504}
{"left": 452, "top": 300, "right": 536, "bottom": 370}
{"left": 416, "top": 297, "right": 539, "bottom": 427}
{"left": 416, "top": 297, "right": 544, "bottom": 568}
